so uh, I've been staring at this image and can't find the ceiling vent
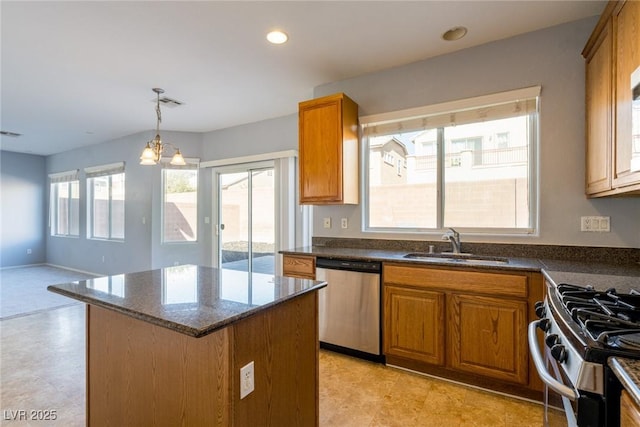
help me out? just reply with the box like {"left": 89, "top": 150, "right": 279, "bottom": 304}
{"left": 1, "top": 130, "right": 22, "bottom": 137}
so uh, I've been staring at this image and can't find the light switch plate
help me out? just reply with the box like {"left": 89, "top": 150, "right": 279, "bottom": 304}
{"left": 323, "top": 217, "right": 331, "bottom": 229}
{"left": 581, "top": 216, "right": 611, "bottom": 232}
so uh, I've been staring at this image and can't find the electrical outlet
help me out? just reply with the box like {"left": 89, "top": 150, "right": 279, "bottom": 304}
{"left": 341, "top": 218, "right": 348, "bottom": 229}
{"left": 240, "top": 361, "right": 254, "bottom": 399}
{"left": 26, "top": 249, "right": 32, "bottom": 254}
{"left": 323, "top": 217, "right": 331, "bottom": 229}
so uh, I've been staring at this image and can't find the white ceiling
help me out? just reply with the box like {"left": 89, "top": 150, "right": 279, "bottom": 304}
{"left": 1, "top": 1, "right": 605, "bottom": 156}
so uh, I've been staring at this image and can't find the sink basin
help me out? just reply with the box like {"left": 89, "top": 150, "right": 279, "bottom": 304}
{"left": 403, "top": 252, "right": 509, "bottom": 265}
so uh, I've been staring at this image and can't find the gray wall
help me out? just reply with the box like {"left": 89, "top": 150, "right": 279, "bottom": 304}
{"left": 0, "top": 151, "right": 47, "bottom": 267}
{"left": 312, "top": 17, "right": 640, "bottom": 249}
{"left": 5, "top": 17, "right": 640, "bottom": 273}
{"left": 46, "top": 130, "right": 207, "bottom": 275}
{"left": 202, "top": 114, "right": 297, "bottom": 160}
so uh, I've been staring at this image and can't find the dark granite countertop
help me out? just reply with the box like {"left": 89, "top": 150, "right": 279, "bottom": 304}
{"left": 281, "top": 246, "right": 544, "bottom": 272}
{"left": 609, "top": 357, "right": 640, "bottom": 408}
{"left": 47, "top": 264, "right": 326, "bottom": 338}
{"left": 281, "top": 245, "right": 640, "bottom": 291}
{"left": 541, "top": 259, "right": 640, "bottom": 294}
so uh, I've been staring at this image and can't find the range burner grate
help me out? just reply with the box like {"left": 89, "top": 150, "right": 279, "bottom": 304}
{"left": 556, "top": 283, "right": 640, "bottom": 350}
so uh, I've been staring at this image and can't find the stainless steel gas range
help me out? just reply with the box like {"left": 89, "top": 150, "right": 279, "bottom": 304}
{"left": 530, "top": 274, "right": 640, "bottom": 427}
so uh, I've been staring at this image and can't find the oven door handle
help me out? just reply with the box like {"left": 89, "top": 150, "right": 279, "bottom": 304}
{"left": 528, "top": 320, "right": 578, "bottom": 401}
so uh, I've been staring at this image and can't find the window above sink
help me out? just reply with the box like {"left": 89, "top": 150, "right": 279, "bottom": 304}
{"left": 361, "top": 86, "right": 540, "bottom": 236}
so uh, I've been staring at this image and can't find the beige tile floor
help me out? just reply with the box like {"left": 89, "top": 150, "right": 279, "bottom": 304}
{"left": 1, "top": 304, "right": 548, "bottom": 426}
{"left": 319, "top": 350, "right": 548, "bottom": 427}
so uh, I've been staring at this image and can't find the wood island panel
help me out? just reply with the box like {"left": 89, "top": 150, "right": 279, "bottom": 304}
{"left": 87, "top": 305, "right": 231, "bottom": 427}
{"left": 233, "top": 291, "right": 318, "bottom": 427}
{"left": 86, "top": 291, "right": 319, "bottom": 426}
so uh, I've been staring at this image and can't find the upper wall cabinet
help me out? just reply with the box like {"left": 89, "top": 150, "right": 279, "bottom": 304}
{"left": 298, "top": 93, "right": 359, "bottom": 204}
{"left": 583, "top": 0, "right": 640, "bottom": 197}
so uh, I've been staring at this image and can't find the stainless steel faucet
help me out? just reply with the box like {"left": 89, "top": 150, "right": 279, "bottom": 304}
{"left": 442, "top": 228, "right": 461, "bottom": 254}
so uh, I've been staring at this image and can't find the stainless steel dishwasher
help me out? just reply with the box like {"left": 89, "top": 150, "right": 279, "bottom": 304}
{"left": 315, "top": 257, "right": 383, "bottom": 362}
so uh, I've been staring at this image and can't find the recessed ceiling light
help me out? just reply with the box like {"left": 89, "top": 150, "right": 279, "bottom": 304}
{"left": 442, "top": 26, "right": 468, "bottom": 41}
{"left": 267, "top": 30, "right": 288, "bottom": 45}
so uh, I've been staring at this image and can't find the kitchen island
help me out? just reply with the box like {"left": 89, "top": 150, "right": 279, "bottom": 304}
{"left": 48, "top": 264, "right": 326, "bottom": 427}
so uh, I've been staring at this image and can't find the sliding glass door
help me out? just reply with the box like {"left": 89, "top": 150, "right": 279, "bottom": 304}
{"left": 217, "top": 164, "right": 275, "bottom": 274}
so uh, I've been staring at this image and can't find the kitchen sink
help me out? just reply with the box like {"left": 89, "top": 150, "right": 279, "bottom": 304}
{"left": 402, "top": 252, "right": 509, "bottom": 265}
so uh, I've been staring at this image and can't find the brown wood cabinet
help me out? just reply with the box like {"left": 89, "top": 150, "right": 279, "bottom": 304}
{"left": 448, "top": 293, "right": 528, "bottom": 385}
{"left": 298, "top": 93, "right": 359, "bottom": 204}
{"left": 282, "top": 254, "right": 315, "bottom": 279}
{"left": 583, "top": 0, "right": 640, "bottom": 197}
{"left": 613, "top": 0, "right": 640, "bottom": 190}
{"left": 585, "top": 18, "right": 613, "bottom": 194}
{"left": 384, "top": 285, "right": 445, "bottom": 365}
{"left": 383, "top": 262, "right": 543, "bottom": 398}
{"left": 621, "top": 390, "right": 640, "bottom": 427}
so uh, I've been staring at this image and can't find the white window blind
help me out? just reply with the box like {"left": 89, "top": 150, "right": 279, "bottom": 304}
{"left": 362, "top": 86, "right": 540, "bottom": 137}
{"left": 160, "top": 157, "right": 200, "bottom": 169}
{"left": 84, "top": 162, "right": 125, "bottom": 178}
{"left": 49, "top": 169, "right": 79, "bottom": 183}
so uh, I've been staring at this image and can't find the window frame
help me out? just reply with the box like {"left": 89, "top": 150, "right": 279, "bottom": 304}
{"left": 361, "top": 87, "right": 540, "bottom": 236}
{"left": 85, "top": 162, "right": 125, "bottom": 241}
{"left": 161, "top": 160, "right": 199, "bottom": 244}
{"left": 49, "top": 170, "right": 80, "bottom": 238}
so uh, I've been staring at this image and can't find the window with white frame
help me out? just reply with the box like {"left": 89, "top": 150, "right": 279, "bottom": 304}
{"left": 49, "top": 169, "right": 80, "bottom": 237}
{"left": 362, "top": 87, "right": 539, "bottom": 234}
{"left": 162, "top": 162, "right": 198, "bottom": 243}
{"left": 85, "top": 162, "right": 125, "bottom": 240}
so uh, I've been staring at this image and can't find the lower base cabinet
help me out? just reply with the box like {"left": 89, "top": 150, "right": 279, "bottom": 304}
{"left": 383, "top": 262, "right": 543, "bottom": 398}
{"left": 384, "top": 285, "right": 445, "bottom": 365}
{"left": 448, "top": 293, "right": 528, "bottom": 385}
{"left": 621, "top": 390, "right": 640, "bottom": 427}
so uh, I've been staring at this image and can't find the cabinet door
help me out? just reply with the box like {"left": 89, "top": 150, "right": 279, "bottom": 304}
{"left": 299, "top": 97, "right": 344, "bottom": 203}
{"left": 613, "top": 0, "right": 640, "bottom": 188}
{"left": 384, "top": 285, "right": 445, "bottom": 366}
{"left": 621, "top": 390, "right": 640, "bottom": 427}
{"left": 586, "top": 20, "right": 613, "bottom": 195}
{"left": 448, "top": 294, "right": 528, "bottom": 385}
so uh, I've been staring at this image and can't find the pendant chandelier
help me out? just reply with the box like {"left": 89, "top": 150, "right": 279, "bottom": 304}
{"left": 139, "top": 88, "right": 186, "bottom": 166}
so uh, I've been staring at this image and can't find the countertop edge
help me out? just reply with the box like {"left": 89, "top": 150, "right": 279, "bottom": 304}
{"left": 609, "top": 357, "right": 640, "bottom": 408}
{"left": 280, "top": 247, "right": 543, "bottom": 272}
{"left": 281, "top": 247, "right": 640, "bottom": 279}
{"left": 48, "top": 281, "right": 327, "bottom": 338}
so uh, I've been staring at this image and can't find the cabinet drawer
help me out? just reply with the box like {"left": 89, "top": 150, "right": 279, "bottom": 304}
{"left": 384, "top": 264, "right": 527, "bottom": 298}
{"left": 282, "top": 255, "right": 315, "bottom": 279}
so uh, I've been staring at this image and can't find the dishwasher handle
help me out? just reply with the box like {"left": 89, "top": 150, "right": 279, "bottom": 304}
{"left": 315, "top": 257, "right": 381, "bottom": 274}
